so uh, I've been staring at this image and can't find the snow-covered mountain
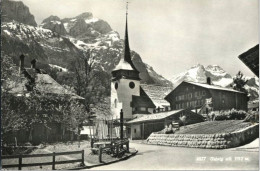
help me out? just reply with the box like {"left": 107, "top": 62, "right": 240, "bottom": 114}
{"left": 170, "top": 64, "right": 259, "bottom": 101}
{"left": 40, "top": 12, "right": 112, "bottom": 40}
{"left": 1, "top": 0, "right": 172, "bottom": 87}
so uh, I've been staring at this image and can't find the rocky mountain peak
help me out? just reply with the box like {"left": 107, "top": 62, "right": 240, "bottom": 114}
{"left": 41, "top": 12, "right": 112, "bottom": 40}
{"left": 2, "top": 0, "right": 37, "bottom": 27}
{"left": 40, "top": 15, "right": 67, "bottom": 36}
{"left": 42, "top": 15, "right": 61, "bottom": 23}
{"left": 206, "top": 65, "right": 228, "bottom": 75}
{"left": 75, "top": 12, "right": 93, "bottom": 20}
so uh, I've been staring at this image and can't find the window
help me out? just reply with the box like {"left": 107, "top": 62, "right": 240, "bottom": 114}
{"left": 176, "top": 104, "right": 178, "bottom": 109}
{"left": 140, "top": 107, "right": 146, "bottom": 111}
{"left": 202, "top": 91, "right": 206, "bottom": 96}
{"left": 114, "top": 99, "right": 117, "bottom": 108}
{"left": 134, "top": 129, "right": 136, "bottom": 133}
{"left": 129, "top": 82, "right": 135, "bottom": 89}
{"left": 115, "top": 82, "right": 118, "bottom": 90}
{"left": 222, "top": 99, "right": 225, "bottom": 104}
{"left": 187, "top": 102, "right": 189, "bottom": 107}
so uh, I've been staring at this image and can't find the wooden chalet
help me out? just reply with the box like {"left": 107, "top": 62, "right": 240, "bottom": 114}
{"left": 4, "top": 55, "right": 84, "bottom": 144}
{"left": 165, "top": 80, "right": 248, "bottom": 113}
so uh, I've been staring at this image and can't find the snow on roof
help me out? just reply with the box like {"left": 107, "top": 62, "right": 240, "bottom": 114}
{"left": 127, "top": 109, "right": 184, "bottom": 124}
{"left": 49, "top": 64, "right": 68, "bottom": 72}
{"left": 113, "top": 58, "right": 134, "bottom": 71}
{"left": 140, "top": 84, "right": 172, "bottom": 107}
{"left": 184, "top": 81, "right": 244, "bottom": 93}
{"left": 212, "top": 77, "right": 233, "bottom": 87}
{"left": 35, "top": 74, "right": 84, "bottom": 99}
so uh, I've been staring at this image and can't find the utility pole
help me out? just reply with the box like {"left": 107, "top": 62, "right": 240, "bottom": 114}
{"left": 120, "top": 109, "right": 124, "bottom": 141}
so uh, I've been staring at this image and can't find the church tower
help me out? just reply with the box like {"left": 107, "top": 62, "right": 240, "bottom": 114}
{"left": 111, "top": 6, "right": 140, "bottom": 120}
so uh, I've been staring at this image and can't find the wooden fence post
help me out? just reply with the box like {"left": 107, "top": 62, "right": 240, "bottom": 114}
{"left": 126, "top": 141, "right": 129, "bottom": 153}
{"left": 81, "top": 150, "right": 85, "bottom": 166}
{"left": 99, "top": 146, "right": 102, "bottom": 163}
{"left": 52, "top": 152, "right": 55, "bottom": 170}
{"left": 18, "top": 155, "right": 22, "bottom": 170}
{"left": 116, "top": 145, "right": 119, "bottom": 157}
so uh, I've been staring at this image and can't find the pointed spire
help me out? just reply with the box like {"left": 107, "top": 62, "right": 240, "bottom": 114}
{"left": 122, "top": 1, "right": 138, "bottom": 71}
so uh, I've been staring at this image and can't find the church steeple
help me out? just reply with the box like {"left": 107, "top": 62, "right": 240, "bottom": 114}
{"left": 112, "top": 1, "right": 140, "bottom": 80}
{"left": 123, "top": 7, "right": 137, "bottom": 71}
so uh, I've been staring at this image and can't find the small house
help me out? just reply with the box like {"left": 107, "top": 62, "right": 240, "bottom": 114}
{"left": 126, "top": 109, "right": 204, "bottom": 139}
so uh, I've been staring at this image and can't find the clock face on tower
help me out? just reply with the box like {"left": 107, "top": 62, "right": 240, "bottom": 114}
{"left": 115, "top": 82, "right": 118, "bottom": 90}
{"left": 129, "top": 82, "right": 135, "bottom": 89}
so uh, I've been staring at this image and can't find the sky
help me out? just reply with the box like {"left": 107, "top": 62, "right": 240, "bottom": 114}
{"left": 18, "top": 0, "right": 258, "bottom": 79}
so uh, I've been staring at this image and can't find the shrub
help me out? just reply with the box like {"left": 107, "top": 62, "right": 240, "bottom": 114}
{"left": 214, "top": 109, "right": 247, "bottom": 121}
{"left": 244, "top": 111, "right": 259, "bottom": 123}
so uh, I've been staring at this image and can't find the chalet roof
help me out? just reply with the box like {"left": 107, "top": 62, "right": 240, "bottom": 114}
{"left": 7, "top": 69, "right": 84, "bottom": 99}
{"left": 132, "top": 95, "right": 156, "bottom": 108}
{"left": 35, "top": 74, "right": 84, "bottom": 99}
{"left": 183, "top": 81, "right": 244, "bottom": 93}
{"left": 127, "top": 109, "right": 185, "bottom": 124}
{"left": 238, "top": 44, "right": 259, "bottom": 77}
{"left": 140, "top": 84, "right": 172, "bottom": 108}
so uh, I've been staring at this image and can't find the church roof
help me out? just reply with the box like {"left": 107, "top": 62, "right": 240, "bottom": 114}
{"left": 140, "top": 84, "right": 172, "bottom": 108}
{"left": 113, "top": 58, "right": 134, "bottom": 71}
{"left": 132, "top": 95, "right": 156, "bottom": 108}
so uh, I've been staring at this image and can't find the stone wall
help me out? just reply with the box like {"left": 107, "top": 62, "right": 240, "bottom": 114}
{"left": 147, "top": 124, "right": 259, "bottom": 149}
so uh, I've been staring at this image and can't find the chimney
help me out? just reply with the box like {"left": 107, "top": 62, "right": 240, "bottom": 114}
{"left": 19, "top": 54, "right": 25, "bottom": 74}
{"left": 31, "top": 59, "right": 36, "bottom": 69}
{"left": 207, "top": 77, "right": 211, "bottom": 85}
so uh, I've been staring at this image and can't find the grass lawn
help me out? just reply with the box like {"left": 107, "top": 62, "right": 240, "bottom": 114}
{"left": 175, "top": 120, "right": 252, "bottom": 134}
{"left": 2, "top": 140, "right": 136, "bottom": 170}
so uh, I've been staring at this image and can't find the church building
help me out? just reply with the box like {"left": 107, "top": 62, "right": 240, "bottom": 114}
{"left": 110, "top": 10, "right": 172, "bottom": 122}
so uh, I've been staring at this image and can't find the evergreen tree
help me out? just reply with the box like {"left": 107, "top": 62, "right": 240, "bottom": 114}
{"left": 232, "top": 71, "right": 248, "bottom": 94}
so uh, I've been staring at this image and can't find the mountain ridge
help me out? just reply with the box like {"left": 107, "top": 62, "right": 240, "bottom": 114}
{"left": 170, "top": 64, "right": 259, "bottom": 101}
{"left": 2, "top": 0, "right": 258, "bottom": 102}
